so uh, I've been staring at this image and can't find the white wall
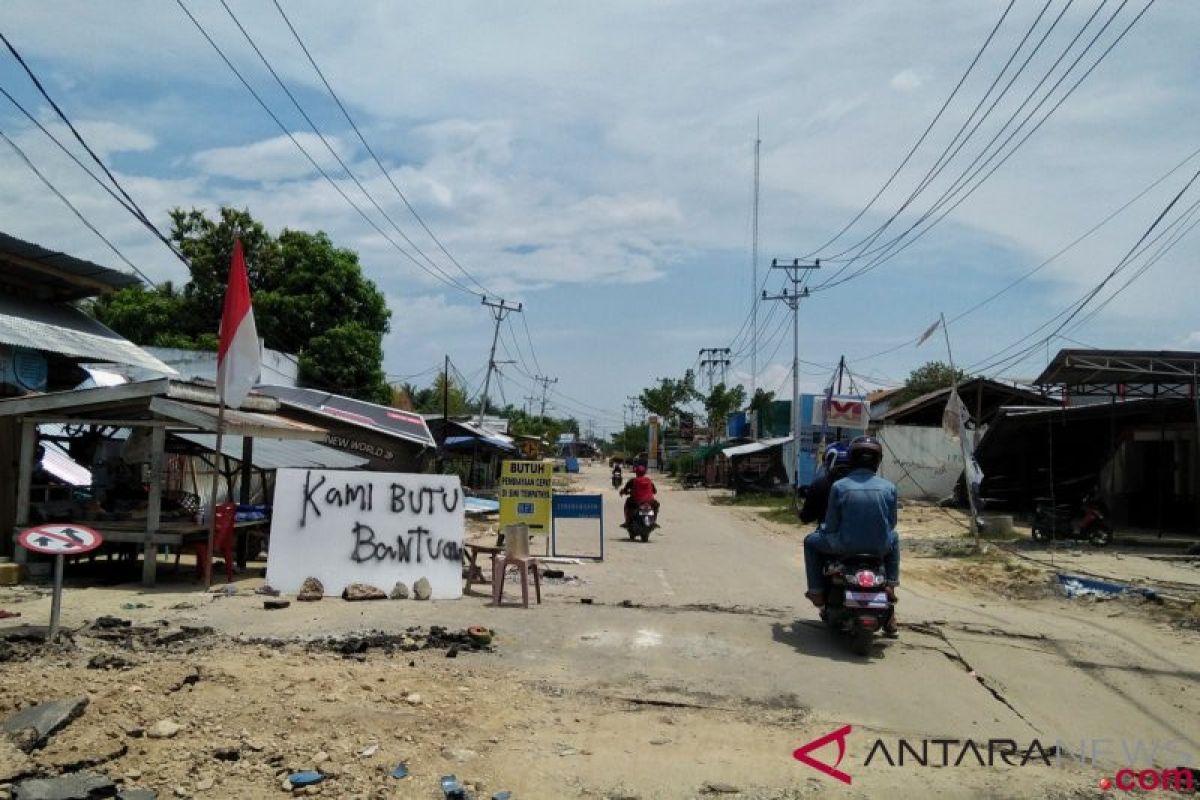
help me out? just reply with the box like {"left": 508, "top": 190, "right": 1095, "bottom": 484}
{"left": 877, "top": 425, "right": 964, "bottom": 500}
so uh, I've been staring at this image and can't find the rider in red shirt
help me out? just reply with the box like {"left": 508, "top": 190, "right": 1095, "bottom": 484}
{"left": 620, "top": 465, "right": 660, "bottom": 525}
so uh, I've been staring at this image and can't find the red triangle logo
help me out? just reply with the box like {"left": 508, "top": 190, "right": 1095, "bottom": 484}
{"left": 793, "top": 725, "right": 853, "bottom": 785}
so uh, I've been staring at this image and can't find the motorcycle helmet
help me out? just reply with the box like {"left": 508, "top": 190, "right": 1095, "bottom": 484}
{"left": 848, "top": 435, "right": 883, "bottom": 472}
{"left": 823, "top": 442, "right": 850, "bottom": 472}
{"left": 634, "top": 465, "right": 646, "bottom": 476}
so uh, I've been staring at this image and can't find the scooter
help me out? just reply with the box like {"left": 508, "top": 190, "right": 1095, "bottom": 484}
{"left": 820, "top": 554, "right": 895, "bottom": 656}
{"left": 1031, "top": 493, "right": 1113, "bottom": 546}
{"left": 627, "top": 502, "right": 658, "bottom": 543}
{"left": 611, "top": 470, "right": 623, "bottom": 489}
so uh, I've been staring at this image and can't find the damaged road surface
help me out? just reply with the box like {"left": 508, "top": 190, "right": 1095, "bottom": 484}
{"left": 0, "top": 463, "right": 1197, "bottom": 798}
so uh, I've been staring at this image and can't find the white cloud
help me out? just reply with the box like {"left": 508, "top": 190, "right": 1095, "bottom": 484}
{"left": 3, "top": 0, "right": 1200, "bottom": 414}
{"left": 890, "top": 69, "right": 923, "bottom": 93}
{"left": 192, "top": 133, "right": 352, "bottom": 182}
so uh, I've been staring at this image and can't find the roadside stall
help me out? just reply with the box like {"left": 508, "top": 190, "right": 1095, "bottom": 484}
{"left": 0, "top": 378, "right": 334, "bottom": 586}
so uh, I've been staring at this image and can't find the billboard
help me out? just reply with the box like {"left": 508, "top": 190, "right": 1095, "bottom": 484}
{"left": 796, "top": 394, "right": 870, "bottom": 487}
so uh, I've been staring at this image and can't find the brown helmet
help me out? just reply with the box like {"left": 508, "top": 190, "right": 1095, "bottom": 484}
{"left": 848, "top": 435, "right": 883, "bottom": 472}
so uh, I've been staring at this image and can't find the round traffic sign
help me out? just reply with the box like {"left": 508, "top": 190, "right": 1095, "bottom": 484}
{"left": 17, "top": 524, "right": 103, "bottom": 556}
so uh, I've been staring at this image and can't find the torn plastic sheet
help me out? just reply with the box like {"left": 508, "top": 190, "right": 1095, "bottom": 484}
{"left": 1056, "top": 573, "right": 1159, "bottom": 601}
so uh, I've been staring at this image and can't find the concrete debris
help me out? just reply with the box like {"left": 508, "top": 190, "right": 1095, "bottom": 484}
{"left": 297, "top": 577, "right": 324, "bottom": 602}
{"left": 0, "top": 697, "right": 89, "bottom": 753}
{"left": 340, "top": 584, "right": 386, "bottom": 602}
{"left": 413, "top": 578, "right": 433, "bottom": 601}
{"left": 146, "top": 720, "right": 183, "bottom": 739}
{"left": 11, "top": 771, "right": 115, "bottom": 800}
{"left": 389, "top": 582, "right": 410, "bottom": 600}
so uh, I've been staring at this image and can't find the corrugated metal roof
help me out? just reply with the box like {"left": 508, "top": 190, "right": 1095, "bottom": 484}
{"left": 40, "top": 441, "right": 92, "bottom": 486}
{"left": 173, "top": 432, "right": 367, "bottom": 470}
{"left": 0, "top": 293, "right": 177, "bottom": 375}
{"left": 259, "top": 384, "right": 436, "bottom": 447}
{"left": 0, "top": 231, "right": 141, "bottom": 301}
{"left": 721, "top": 436, "right": 792, "bottom": 459}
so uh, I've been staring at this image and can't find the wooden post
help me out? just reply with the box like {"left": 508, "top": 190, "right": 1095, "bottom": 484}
{"left": 142, "top": 425, "right": 166, "bottom": 586}
{"left": 237, "top": 436, "right": 253, "bottom": 568}
{"left": 13, "top": 420, "right": 36, "bottom": 566}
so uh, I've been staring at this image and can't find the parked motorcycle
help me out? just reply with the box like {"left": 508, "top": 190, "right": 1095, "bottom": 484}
{"left": 1031, "top": 494, "right": 1113, "bottom": 546}
{"left": 820, "top": 554, "right": 895, "bottom": 656}
{"left": 627, "top": 502, "right": 658, "bottom": 543}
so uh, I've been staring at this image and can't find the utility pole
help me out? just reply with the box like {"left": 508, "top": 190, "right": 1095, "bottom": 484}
{"left": 698, "top": 347, "right": 732, "bottom": 391}
{"left": 476, "top": 296, "right": 523, "bottom": 427}
{"left": 763, "top": 258, "right": 819, "bottom": 505}
{"left": 523, "top": 395, "right": 538, "bottom": 417}
{"left": 534, "top": 375, "right": 558, "bottom": 421}
{"left": 751, "top": 118, "right": 761, "bottom": 397}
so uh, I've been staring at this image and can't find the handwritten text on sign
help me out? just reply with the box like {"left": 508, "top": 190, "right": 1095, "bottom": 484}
{"left": 266, "top": 469, "right": 465, "bottom": 599}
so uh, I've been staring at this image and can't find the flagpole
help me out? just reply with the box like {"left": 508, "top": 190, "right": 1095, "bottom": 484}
{"left": 940, "top": 313, "right": 980, "bottom": 547}
{"left": 204, "top": 401, "right": 226, "bottom": 587}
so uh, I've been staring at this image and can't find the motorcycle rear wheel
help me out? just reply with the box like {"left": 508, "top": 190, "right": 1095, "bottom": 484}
{"left": 850, "top": 629, "right": 873, "bottom": 657}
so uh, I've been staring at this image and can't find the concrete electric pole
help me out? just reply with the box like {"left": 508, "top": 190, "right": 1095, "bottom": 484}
{"left": 763, "top": 258, "right": 819, "bottom": 503}
{"left": 476, "top": 296, "right": 523, "bottom": 427}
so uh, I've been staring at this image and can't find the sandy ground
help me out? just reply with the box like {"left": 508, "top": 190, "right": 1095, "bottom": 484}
{"left": 1, "top": 463, "right": 1198, "bottom": 799}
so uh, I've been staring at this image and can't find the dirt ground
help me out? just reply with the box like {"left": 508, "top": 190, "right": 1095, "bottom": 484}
{"left": 1, "top": 467, "right": 1198, "bottom": 799}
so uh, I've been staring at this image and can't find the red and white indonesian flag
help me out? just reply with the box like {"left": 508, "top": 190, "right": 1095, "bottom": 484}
{"left": 216, "top": 239, "right": 260, "bottom": 409}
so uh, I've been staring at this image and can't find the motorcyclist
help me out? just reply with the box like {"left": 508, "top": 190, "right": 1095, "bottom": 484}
{"left": 803, "top": 435, "right": 900, "bottom": 636}
{"left": 799, "top": 442, "right": 851, "bottom": 525}
{"left": 620, "top": 464, "right": 659, "bottom": 526}
{"left": 611, "top": 462, "right": 623, "bottom": 488}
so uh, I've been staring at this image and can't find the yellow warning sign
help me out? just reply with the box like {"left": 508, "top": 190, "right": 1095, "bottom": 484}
{"left": 498, "top": 460, "right": 554, "bottom": 534}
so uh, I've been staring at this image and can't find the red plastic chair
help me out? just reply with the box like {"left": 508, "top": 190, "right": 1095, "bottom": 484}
{"left": 176, "top": 503, "right": 236, "bottom": 582}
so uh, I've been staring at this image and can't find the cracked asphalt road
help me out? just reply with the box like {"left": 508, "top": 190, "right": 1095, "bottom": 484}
{"left": 5, "top": 463, "right": 1198, "bottom": 798}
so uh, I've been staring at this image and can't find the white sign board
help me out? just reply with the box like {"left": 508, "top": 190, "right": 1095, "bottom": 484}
{"left": 266, "top": 469, "right": 465, "bottom": 599}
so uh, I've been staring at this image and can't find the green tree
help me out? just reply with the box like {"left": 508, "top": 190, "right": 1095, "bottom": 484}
{"left": 638, "top": 369, "right": 700, "bottom": 427}
{"left": 703, "top": 382, "right": 747, "bottom": 435}
{"left": 401, "top": 372, "right": 470, "bottom": 416}
{"left": 90, "top": 207, "right": 391, "bottom": 402}
{"left": 891, "top": 361, "right": 968, "bottom": 406}
{"left": 748, "top": 387, "right": 775, "bottom": 425}
{"left": 298, "top": 322, "right": 389, "bottom": 404}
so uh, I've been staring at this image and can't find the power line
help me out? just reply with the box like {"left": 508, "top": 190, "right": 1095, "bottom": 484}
{"left": 817, "top": 0, "right": 1065, "bottom": 269}
{"left": 844, "top": 139, "right": 1200, "bottom": 367}
{"left": 0, "top": 31, "right": 187, "bottom": 266}
{"left": 968, "top": 163, "right": 1200, "bottom": 376}
{"left": 814, "top": 0, "right": 1154, "bottom": 292}
{"left": 0, "top": 125, "right": 156, "bottom": 285}
{"left": 213, "top": 0, "right": 477, "bottom": 297}
{"left": 173, "top": 0, "right": 476, "bottom": 296}
{"left": 270, "top": 0, "right": 493, "bottom": 297}
{"left": 805, "top": 0, "right": 1017, "bottom": 259}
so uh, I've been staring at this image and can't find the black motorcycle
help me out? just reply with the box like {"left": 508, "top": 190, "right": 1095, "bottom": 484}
{"left": 1031, "top": 494, "right": 1113, "bottom": 546}
{"left": 627, "top": 502, "right": 658, "bottom": 543}
{"left": 611, "top": 470, "right": 623, "bottom": 489}
{"left": 820, "top": 554, "right": 895, "bottom": 656}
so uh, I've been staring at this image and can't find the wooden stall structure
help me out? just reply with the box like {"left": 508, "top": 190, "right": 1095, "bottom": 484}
{"left": 0, "top": 378, "right": 328, "bottom": 585}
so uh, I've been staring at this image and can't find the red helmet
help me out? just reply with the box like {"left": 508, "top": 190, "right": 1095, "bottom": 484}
{"left": 634, "top": 465, "right": 646, "bottom": 476}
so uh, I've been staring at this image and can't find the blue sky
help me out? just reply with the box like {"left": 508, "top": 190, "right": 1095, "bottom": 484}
{"left": 2, "top": 1, "right": 1199, "bottom": 434}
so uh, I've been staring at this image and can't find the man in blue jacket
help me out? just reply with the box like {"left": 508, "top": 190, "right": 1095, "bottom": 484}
{"left": 803, "top": 436, "right": 899, "bottom": 632}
